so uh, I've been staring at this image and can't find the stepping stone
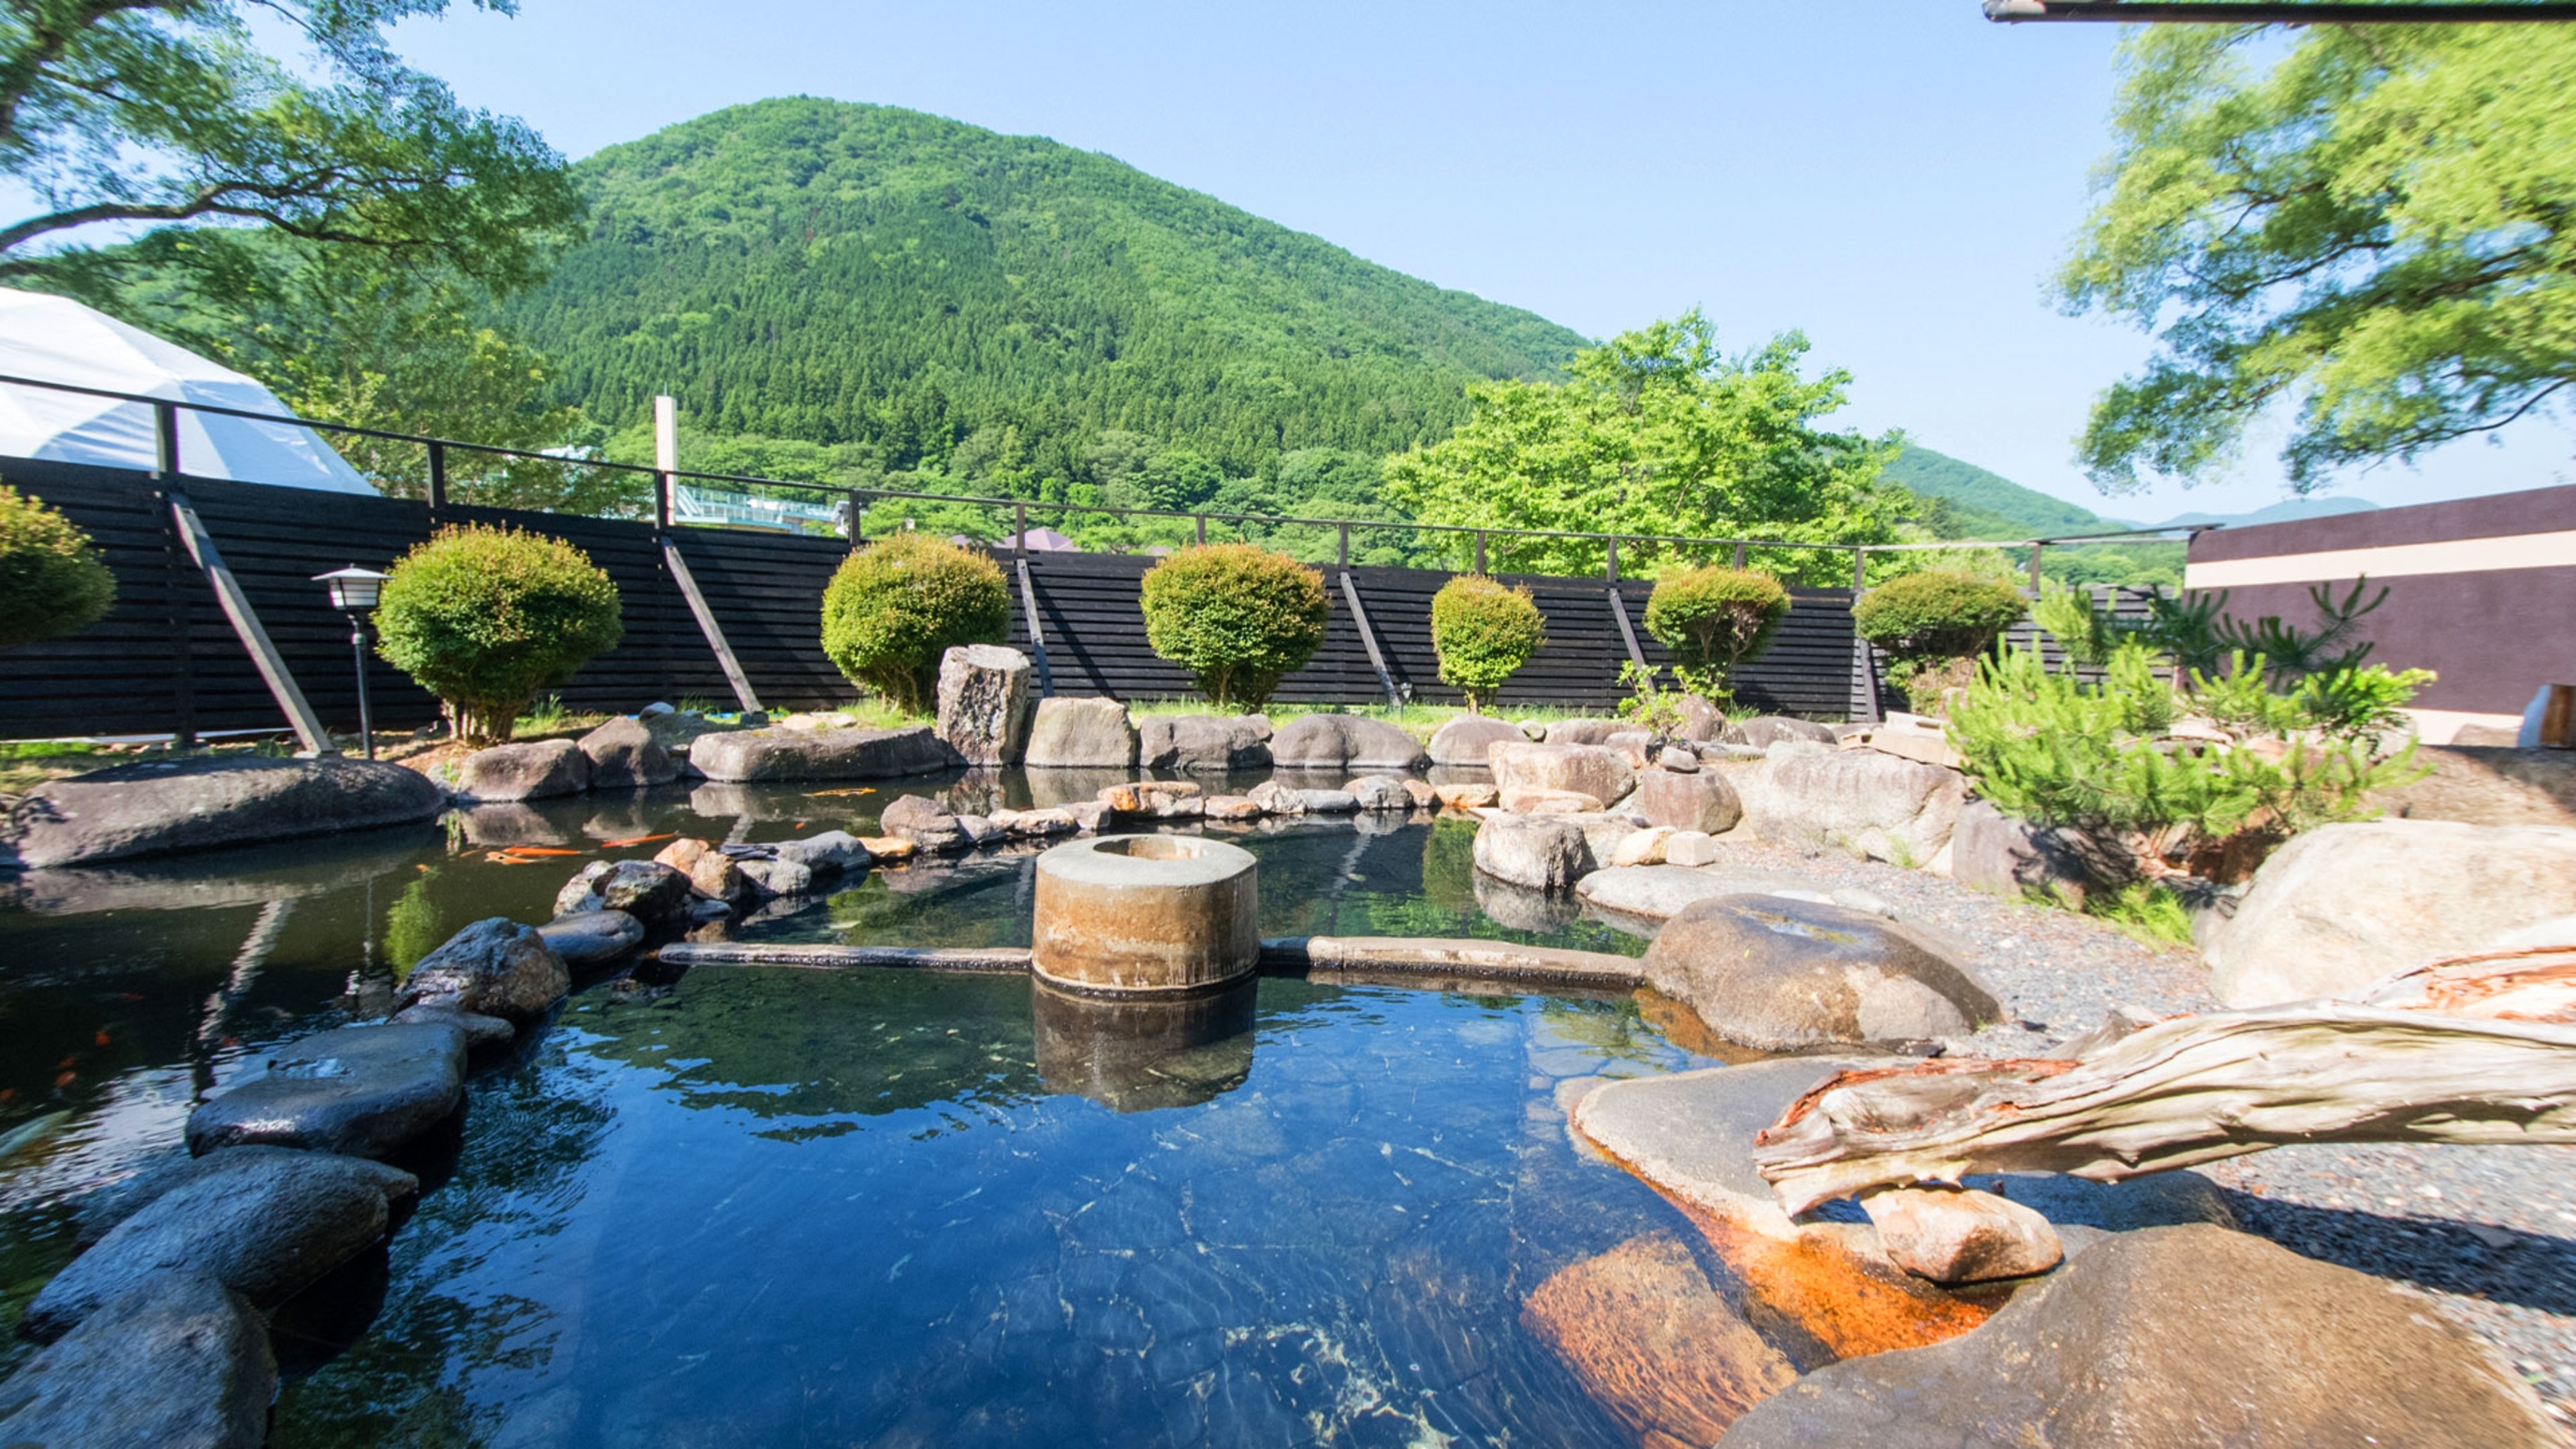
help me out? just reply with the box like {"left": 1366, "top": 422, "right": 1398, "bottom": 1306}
{"left": 185, "top": 1020, "right": 467, "bottom": 1159}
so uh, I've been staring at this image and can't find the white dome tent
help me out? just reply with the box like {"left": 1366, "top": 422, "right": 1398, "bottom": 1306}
{"left": 0, "top": 287, "right": 375, "bottom": 494}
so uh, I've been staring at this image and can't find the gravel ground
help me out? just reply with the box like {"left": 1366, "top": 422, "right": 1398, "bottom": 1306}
{"left": 1633, "top": 836, "right": 2576, "bottom": 1435}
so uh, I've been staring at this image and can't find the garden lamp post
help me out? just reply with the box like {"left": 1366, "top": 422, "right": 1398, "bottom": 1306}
{"left": 315, "top": 566, "right": 390, "bottom": 760}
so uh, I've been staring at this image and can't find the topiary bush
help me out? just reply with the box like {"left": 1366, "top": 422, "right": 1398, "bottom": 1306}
{"left": 375, "top": 523, "right": 623, "bottom": 743}
{"left": 820, "top": 533, "right": 1012, "bottom": 715}
{"left": 1429, "top": 575, "right": 1544, "bottom": 711}
{"left": 1641, "top": 566, "right": 1791, "bottom": 700}
{"left": 0, "top": 482, "right": 116, "bottom": 651}
{"left": 1853, "top": 569, "right": 2029, "bottom": 711}
{"left": 1137, "top": 543, "right": 1330, "bottom": 708}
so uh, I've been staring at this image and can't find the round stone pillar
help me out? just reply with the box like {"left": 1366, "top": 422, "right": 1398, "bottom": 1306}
{"left": 1032, "top": 834, "right": 1259, "bottom": 994}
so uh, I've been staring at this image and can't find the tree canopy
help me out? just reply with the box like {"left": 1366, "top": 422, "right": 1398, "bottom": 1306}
{"left": 1380, "top": 312, "right": 1903, "bottom": 580}
{"left": 2062, "top": 22, "right": 2576, "bottom": 492}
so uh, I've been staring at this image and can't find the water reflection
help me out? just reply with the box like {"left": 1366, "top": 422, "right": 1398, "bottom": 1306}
{"left": 1032, "top": 977, "right": 1258, "bottom": 1113}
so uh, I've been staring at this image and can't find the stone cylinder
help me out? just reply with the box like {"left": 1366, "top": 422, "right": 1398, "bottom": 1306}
{"left": 1032, "top": 834, "right": 1259, "bottom": 994}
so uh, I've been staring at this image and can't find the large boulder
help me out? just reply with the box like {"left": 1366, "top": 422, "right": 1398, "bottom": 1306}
{"left": 934, "top": 643, "right": 1036, "bottom": 766}
{"left": 1632, "top": 768, "right": 1742, "bottom": 834}
{"left": 6, "top": 756, "right": 444, "bottom": 869}
{"left": 595, "top": 859, "right": 693, "bottom": 925}
{"left": 1544, "top": 718, "right": 1621, "bottom": 746}
{"left": 184, "top": 1021, "right": 467, "bottom": 1159}
{"left": 397, "top": 917, "right": 570, "bottom": 1020}
{"left": 1342, "top": 774, "right": 1415, "bottom": 811}
{"left": 1139, "top": 713, "right": 1273, "bottom": 771}
{"left": 1270, "top": 713, "right": 1430, "bottom": 771}
{"left": 1729, "top": 715, "right": 1836, "bottom": 750}
{"left": 1576, "top": 864, "right": 1838, "bottom": 926}
{"left": 1642, "top": 895, "right": 1999, "bottom": 1049}
{"left": 770, "top": 829, "right": 872, "bottom": 874}
{"left": 1491, "top": 743, "right": 1636, "bottom": 815}
{"left": 1025, "top": 696, "right": 1137, "bottom": 768}
{"left": 1740, "top": 749, "right": 1967, "bottom": 865}
{"left": 1949, "top": 799, "right": 2128, "bottom": 909}
{"left": 880, "top": 794, "right": 970, "bottom": 852}
{"left": 22, "top": 1147, "right": 417, "bottom": 1339}
{"left": 689, "top": 724, "right": 953, "bottom": 783}
{"left": 456, "top": 738, "right": 592, "bottom": 802}
{"left": 1472, "top": 813, "right": 1590, "bottom": 892}
{"left": 1427, "top": 714, "right": 1527, "bottom": 767}
{"left": 0, "top": 1275, "right": 274, "bottom": 1448}
{"left": 1673, "top": 693, "right": 1724, "bottom": 742}
{"left": 2376, "top": 744, "right": 2576, "bottom": 829}
{"left": 1724, "top": 1223, "right": 2558, "bottom": 1449}
{"left": 2202, "top": 819, "right": 2576, "bottom": 1007}
{"left": 577, "top": 716, "right": 679, "bottom": 788}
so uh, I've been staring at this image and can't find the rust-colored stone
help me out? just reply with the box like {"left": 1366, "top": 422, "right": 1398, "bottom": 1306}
{"left": 1032, "top": 834, "right": 1258, "bottom": 994}
{"left": 1522, "top": 1233, "right": 1797, "bottom": 1449}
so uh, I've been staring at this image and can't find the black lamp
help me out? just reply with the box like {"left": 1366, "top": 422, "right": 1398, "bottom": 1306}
{"left": 314, "top": 566, "right": 390, "bottom": 759}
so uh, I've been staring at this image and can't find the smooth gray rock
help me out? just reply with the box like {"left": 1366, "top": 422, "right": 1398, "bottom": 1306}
{"left": 1724, "top": 1223, "right": 2559, "bottom": 1449}
{"left": 1543, "top": 718, "right": 1621, "bottom": 746}
{"left": 7, "top": 756, "right": 444, "bottom": 869}
{"left": 537, "top": 909, "right": 644, "bottom": 967}
{"left": 737, "top": 856, "right": 815, "bottom": 897}
{"left": 1576, "top": 864, "right": 1837, "bottom": 926}
{"left": 1632, "top": 767, "right": 1743, "bottom": 834}
{"left": 1427, "top": 714, "right": 1529, "bottom": 767}
{"left": 0, "top": 1274, "right": 274, "bottom": 1448}
{"left": 596, "top": 860, "right": 692, "bottom": 925}
{"left": 184, "top": 1021, "right": 467, "bottom": 1159}
{"left": 1641, "top": 894, "right": 2000, "bottom": 1049}
{"left": 1025, "top": 696, "right": 1137, "bottom": 768}
{"left": 769, "top": 829, "right": 871, "bottom": 873}
{"left": 23, "top": 1147, "right": 417, "bottom": 1339}
{"left": 399, "top": 916, "right": 570, "bottom": 1020}
{"left": 690, "top": 724, "right": 953, "bottom": 783}
{"left": 1295, "top": 788, "right": 1359, "bottom": 813}
{"left": 1491, "top": 742, "right": 1636, "bottom": 813}
{"left": 1269, "top": 713, "right": 1429, "bottom": 770}
{"left": 1138, "top": 714, "right": 1273, "bottom": 771}
{"left": 881, "top": 794, "right": 970, "bottom": 852}
{"left": 577, "top": 716, "right": 678, "bottom": 788}
{"left": 1342, "top": 774, "right": 1414, "bottom": 811}
{"left": 1739, "top": 748, "right": 1968, "bottom": 865}
{"left": 1472, "top": 813, "right": 1589, "bottom": 892}
{"left": 2203, "top": 819, "right": 2576, "bottom": 1008}
{"left": 391, "top": 1003, "right": 517, "bottom": 1047}
{"left": 554, "top": 859, "right": 613, "bottom": 915}
{"left": 456, "top": 738, "right": 592, "bottom": 802}
{"left": 1728, "top": 715, "right": 1836, "bottom": 749}
{"left": 1951, "top": 798, "right": 2127, "bottom": 910}
{"left": 935, "top": 643, "right": 1036, "bottom": 766}
{"left": 1673, "top": 693, "right": 1724, "bottom": 742}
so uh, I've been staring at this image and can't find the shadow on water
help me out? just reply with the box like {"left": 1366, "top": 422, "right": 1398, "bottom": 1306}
{"left": 1032, "top": 977, "right": 1259, "bottom": 1114}
{"left": 2221, "top": 1189, "right": 2576, "bottom": 1317}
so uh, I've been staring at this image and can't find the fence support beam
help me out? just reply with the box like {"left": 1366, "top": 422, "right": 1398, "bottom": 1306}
{"left": 1339, "top": 572, "right": 1403, "bottom": 710}
{"left": 167, "top": 493, "right": 336, "bottom": 757}
{"left": 1017, "top": 555, "right": 1055, "bottom": 698}
{"left": 661, "top": 538, "right": 766, "bottom": 720}
{"left": 1852, "top": 549, "right": 1882, "bottom": 724}
{"left": 1606, "top": 587, "right": 1650, "bottom": 680}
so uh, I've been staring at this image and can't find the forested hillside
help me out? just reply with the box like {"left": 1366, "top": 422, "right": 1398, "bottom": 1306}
{"left": 1882, "top": 445, "right": 2115, "bottom": 538}
{"left": 497, "top": 98, "right": 1588, "bottom": 489}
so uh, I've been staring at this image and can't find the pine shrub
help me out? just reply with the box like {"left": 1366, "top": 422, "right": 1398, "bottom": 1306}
{"left": 1641, "top": 566, "right": 1791, "bottom": 699}
{"left": 0, "top": 483, "right": 116, "bottom": 651}
{"left": 1429, "top": 575, "right": 1544, "bottom": 711}
{"left": 375, "top": 523, "right": 624, "bottom": 743}
{"left": 1138, "top": 543, "right": 1329, "bottom": 708}
{"left": 821, "top": 533, "right": 1012, "bottom": 714}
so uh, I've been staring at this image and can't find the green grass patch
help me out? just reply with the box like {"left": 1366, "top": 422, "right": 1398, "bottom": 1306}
{"left": 2086, "top": 881, "right": 2197, "bottom": 950}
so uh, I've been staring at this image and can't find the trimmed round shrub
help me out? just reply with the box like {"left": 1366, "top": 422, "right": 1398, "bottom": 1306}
{"left": 375, "top": 523, "right": 623, "bottom": 743}
{"left": 0, "top": 483, "right": 116, "bottom": 651}
{"left": 821, "top": 533, "right": 1011, "bottom": 714}
{"left": 1853, "top": 570, "right": 2028, "bottom": 663}
{"left": 1430, "top": 574, "right": 1544, "bottom": 711}
{"left": 1138, "top": 543, "right": 1329, "bottom": 709}
{"left": 1642, "top": 566, "right": 1791, "bottom": 698}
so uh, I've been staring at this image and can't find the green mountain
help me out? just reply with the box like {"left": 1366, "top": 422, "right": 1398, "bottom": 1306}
{"left": 1882, "top": 444, "right": 2115, "bottom": 540}
{"left": 498, "top": 98, "right": 1589, "bottom": 485}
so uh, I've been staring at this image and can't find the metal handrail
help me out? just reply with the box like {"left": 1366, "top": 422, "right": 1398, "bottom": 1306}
{"left": 0, "top": 371, "right": 2203, "bottom": 568}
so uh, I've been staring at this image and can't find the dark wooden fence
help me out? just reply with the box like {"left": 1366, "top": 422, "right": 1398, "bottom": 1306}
{"left": 0, "top": 458, "right": 1882, "bottom": 740}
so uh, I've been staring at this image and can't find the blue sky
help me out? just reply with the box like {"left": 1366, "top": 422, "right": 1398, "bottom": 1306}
{"left": 382, "top": 0, "right": 2570, "bottom": 523}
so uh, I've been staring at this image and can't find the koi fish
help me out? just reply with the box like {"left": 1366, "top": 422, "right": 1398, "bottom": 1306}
{"left": 499, "top": 847, "right": 584, "bottom": 857}
{"left": 806, "top": 787, "right": 878, "bottom": 798}
{"left": 599, "top": 833, "right": 675, "bottom": 848}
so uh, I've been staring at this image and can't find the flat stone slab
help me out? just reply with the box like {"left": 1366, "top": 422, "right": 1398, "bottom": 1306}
{"left": 23, "top": 1147, "right": 416, "bottom": 1339}
{"left": 1576, "top": 865, "right": 1840, "bottom": 926}
{"left": 7, "top": 756, "right": 444, "bottom": 869}
{"left": 0, "top": 1274, "right": 274, "bottom": 1449}
{"left": 185, "top": 1021, "right": 467, "bottom": 1159}
{"left": 689, "top": 724, "right": 953, "bottom": 783}
{"left": 538, "top": 909, "right": 646, "bottom": 967}
{"left": 1641, "top": 895, "right": 2000, "bottom": 1049}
